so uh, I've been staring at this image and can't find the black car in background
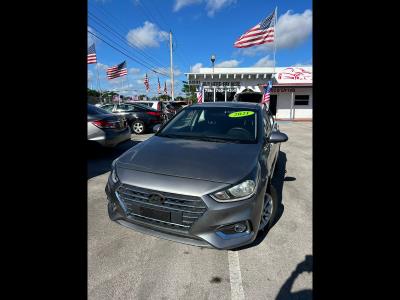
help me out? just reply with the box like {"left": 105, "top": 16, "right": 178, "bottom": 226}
{"left": 100, "top": 103, "right": 162, "bottom": 134}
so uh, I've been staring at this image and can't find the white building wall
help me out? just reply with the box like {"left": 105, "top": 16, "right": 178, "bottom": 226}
{"left": 276, "top": 87, "right": 313, "bottom": 120}
{"left": 276, "top": 93, "right": 292, "bottom": 119}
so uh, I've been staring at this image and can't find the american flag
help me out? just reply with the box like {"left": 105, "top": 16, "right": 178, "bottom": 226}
{"left": 164, "top": 81, "right": 167, "bottom": 95}
{"left": 144, "top": 74, "right": 150, "bottom": 92}
{"left": 262, "top": 80, "right": 273, "bottom": 104}
{"left": 157, "top": 77, "right": 161, "bottom": 94}
{"left": 197, "top": 85, "right": 203, "bottom": 103}
{"left": 87, "top": 44, "right": 97, "bottom": 64}
{"left": 234, "top": 9, "right": 275, "bottom": 48}
{"left": 107, "top": 61, "right": 128, "bottom": 80}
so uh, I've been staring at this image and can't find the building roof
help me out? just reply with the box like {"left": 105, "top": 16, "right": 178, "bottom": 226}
{"left": 185, "top": 66, "right": 312, "bottom": 75}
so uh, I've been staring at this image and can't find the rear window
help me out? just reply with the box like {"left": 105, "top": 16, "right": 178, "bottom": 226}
{"left": 88, "top": 104, "right": 110, "bottom": 116}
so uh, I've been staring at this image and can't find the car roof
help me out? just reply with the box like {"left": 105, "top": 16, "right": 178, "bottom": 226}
{"left": 191, "top": 102, "right": 261, "bottom": 109}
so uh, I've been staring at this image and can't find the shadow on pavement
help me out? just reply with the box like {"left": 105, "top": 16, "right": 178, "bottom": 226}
{"left": 234, "top": 151, "right": 293, "bottom": 250}
{"left": 275, "top": 255, "right": 313, "bottom": 300}
{"left": 87, "top": 140, "right": 140, "bottom": 180}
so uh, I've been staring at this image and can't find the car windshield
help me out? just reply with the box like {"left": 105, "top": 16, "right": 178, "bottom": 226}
{"left": 88, "top": 104, "right": 110, "bottom": 116}
{"left": 157, "top": 106, "right": 258, "bottom": 143}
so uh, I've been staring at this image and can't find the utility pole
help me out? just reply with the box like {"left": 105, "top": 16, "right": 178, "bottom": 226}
{"left": 169, "top": 30, "right": 174, "bottom": 101}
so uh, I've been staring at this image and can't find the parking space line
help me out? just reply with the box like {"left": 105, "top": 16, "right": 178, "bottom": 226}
{"left": 228, "top": 250, "right": 245, "bottom": 300}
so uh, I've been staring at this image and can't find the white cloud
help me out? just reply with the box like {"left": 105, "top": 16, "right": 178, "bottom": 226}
{"left": 173, "top": 0, "right": 236, "bottom": 17}
{"left": 252, "top": 56, "right": 274, "bottom": 67}
{"left": 276, "top": 9, "right": 312, "bottom": 49}
{"left": 95, "top": 63, "right": 108, "bottom": 71}
{"left": 239, "top": 9, "right": 312, "bottom": 56}
{"left": 206, "top": 0, "right": 236, "bottom": 17}
{"left": 88, "top": 26, "right": 98, "bottom": 47}
{"left": 215, "top": 59, "right": 240, "bottom": 68}
{"left": 129, "top": 68, "right": 140, "bottom": 74}
{"left": 88, "top": 70, "right": 93, "bottom": 81}
{"left": 126, "top": 21, "right": 169, "bottom": 49}
{"left": 174, "top": 0, "right": 202, "bottom": 12}
{"left": 191, "top": 63, "right": 203, "bottom": 72}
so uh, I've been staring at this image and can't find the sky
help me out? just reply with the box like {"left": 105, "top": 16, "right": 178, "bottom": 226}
{"left": 88, "top": 0, "right": 312, "bottom": 97}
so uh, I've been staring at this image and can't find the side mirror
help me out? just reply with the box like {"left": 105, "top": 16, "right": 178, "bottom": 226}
{"left": 268, "top": 131, "right": 288, "bottom": 143}
{"left": 153, "top": 124, "right": 161, "bottom": 133}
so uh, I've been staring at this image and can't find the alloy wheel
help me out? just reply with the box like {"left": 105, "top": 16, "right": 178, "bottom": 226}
{"left": 133, "top": 122, "right": 144, "bottom": 134}
{"left": 259, "top": 193, "right": 273, "bottom": 231}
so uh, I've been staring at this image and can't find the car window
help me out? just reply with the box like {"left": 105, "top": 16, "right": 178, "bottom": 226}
{"left": 266, "top": 109, "right": 274, "bottom": 128}
{"left": 88, "top": 104, "right": 110, "bottom": 116}
{"left": 117, "top": 104, "right": 135, "bottom": 111}
{"left": 158, "top": 107, "right": 258, "bottom": 143}
{"left": 263, "top": 108, "right": 272, "bottom": 136}
{"left": 101, "top": 105, "right": 114, "bottom": 112}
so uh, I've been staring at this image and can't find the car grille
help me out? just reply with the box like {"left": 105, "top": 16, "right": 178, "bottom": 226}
{"left": 116, "top": 184, "right": 207, "bottom": 233}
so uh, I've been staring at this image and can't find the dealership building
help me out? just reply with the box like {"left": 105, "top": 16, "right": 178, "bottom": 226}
{"left": 185, "top": 66, "right": 312, "bottom": 120}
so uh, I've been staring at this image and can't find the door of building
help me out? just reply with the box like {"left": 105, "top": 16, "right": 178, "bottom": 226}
{"left": 269, "top": 95, "right": 277, "bottom": 116}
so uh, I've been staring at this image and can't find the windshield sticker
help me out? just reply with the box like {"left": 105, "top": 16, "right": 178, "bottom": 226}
{"left": 228, "top": 111, "right": 255, "bottom": 118}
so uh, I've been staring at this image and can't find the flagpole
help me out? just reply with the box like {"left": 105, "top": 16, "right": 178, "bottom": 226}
{"left": 95, "top": 64, "right": 102, "bottom": 103}
{"left": 273, "top": 6, "right": 277, "bottom": 77}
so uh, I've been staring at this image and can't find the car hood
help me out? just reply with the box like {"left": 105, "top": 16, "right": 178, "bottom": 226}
{"left": 116, "top": 136, "right": 260, "bottom": 184}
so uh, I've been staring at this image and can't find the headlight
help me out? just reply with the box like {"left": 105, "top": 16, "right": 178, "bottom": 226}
{"left": 110, "top": 160, "right": 119, "bottom": 183}
{"left": 211, "top": 166, "right": 261, "bottom": 202}
{"left": 211, "top": 180, "right": 257, "bottom": 202}
{"left": 111, "top": 168, "right": 119, "bottom": 183}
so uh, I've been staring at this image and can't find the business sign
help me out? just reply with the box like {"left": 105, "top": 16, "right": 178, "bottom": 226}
{"left": 276, "top": 67, "right": 312, "bottom": 84}
{"left": 189, "top": 80, "right": 241, "bottom": 87}
{"left": 204, "top": 87, "right": 237, "bottom": 93}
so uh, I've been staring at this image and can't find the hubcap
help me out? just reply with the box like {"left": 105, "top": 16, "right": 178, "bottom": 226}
{"left": 133, "top": 122, "right": 144, "bottom": 133}
{"left": 260, "top": 193, "right": 273, "bottom": 230}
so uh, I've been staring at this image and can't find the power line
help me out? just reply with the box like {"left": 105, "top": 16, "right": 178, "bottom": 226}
{"left": 88, "top": 30, "right": 170, "bottom": 78}
{"left": 88, "top": 13, "right": 169, "bottom": 74}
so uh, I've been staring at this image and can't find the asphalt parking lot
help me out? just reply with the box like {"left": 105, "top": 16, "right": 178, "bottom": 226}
{"left": 88, "top": 122, "right": 312, "bottom": 300}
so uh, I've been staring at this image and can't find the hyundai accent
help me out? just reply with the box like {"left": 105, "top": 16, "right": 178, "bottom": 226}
{"left": 105, "top": 102, "right": 288, "bottom": 249}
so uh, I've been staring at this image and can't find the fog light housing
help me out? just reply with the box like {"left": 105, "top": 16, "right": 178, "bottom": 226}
{"left": 215, "top": 221, "right": 251, "bottom": 240}
{"left": 234, "top": 223, "right": 247, "bottom": 233}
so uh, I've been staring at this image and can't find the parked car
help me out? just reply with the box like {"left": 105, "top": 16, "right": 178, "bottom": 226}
{"left": 87, "top": 104, "right": 131, "bottom": 148}
{"left": 233, "top": 92, "right": 279, "bottom": 131}
{"left": 233, "top": 91, "right": 263, "bottom": 103}
{"left": 105, "top": 102, "right": 288, "bottom": 249}
{"left": 99, "top": 103, "right": 162, "bottom": 134}
{"left": 133, "top": 100, "right": 161, "bottom": 110}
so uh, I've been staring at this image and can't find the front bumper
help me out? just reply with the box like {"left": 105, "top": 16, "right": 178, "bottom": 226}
{"left": 105, "top": 170, "right": 267, "bottom": 250}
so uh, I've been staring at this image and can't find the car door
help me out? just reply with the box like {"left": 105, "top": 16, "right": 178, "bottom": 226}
{"left": 261, "top": 109, "right": 275, "bottom": 177}
{"left": 115, "top": 104, "right": 138, "bottom": 123}
{"left": 265, "top": 108, "right": 280, "bottom": 171}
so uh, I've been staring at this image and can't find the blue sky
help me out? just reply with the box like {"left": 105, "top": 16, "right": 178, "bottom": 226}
{"left": 88, "top": 0, "right": 312, "bottom": 97}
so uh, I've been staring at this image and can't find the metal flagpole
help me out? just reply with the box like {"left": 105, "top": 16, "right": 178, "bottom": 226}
{"left": 273, "top": 6, "right": 278, "bottom": 77}
{"left": 95, "top": 64, "right": 102, "bottom": 103}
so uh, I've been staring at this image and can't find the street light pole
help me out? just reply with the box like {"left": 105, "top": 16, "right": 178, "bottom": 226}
{"left": 211, "top": 54, "right": 216, "bottom": 74}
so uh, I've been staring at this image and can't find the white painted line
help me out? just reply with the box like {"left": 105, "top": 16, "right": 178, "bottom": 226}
{"left": 228, "top": 250, "right": 245, "bottom": 300}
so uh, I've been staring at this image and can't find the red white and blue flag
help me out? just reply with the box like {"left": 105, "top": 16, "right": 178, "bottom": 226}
{"left": 197, "top": 85, "right": 203, "bottom": 103}
{"left": 144, "top": 73, "right": 150, "bottom": 92}
{"left": 234, "top": 9, "right": 275, "bottom": 48}
{"left": 107, "top": 61, "right": 128, "bottom": 80}
{"left": 87, "top": 43, "right": 97, "bottom": 64}
{"left": 262, "top": 80, "right": 273, "bottom": 104}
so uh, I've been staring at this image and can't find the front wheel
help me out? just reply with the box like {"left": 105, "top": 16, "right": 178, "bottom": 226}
{"left": 259, "top": 184, "right": 278, "bottom": 232}
{"left": 131, "top": 120, "right": 145, "bottom": 134}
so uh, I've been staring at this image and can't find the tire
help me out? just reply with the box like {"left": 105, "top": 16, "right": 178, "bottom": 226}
{"left": 259, "top": 183, "right": 279, "bottom": 232}
{"left": 131, "top": 120, "right": 145, "bottom": 134}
